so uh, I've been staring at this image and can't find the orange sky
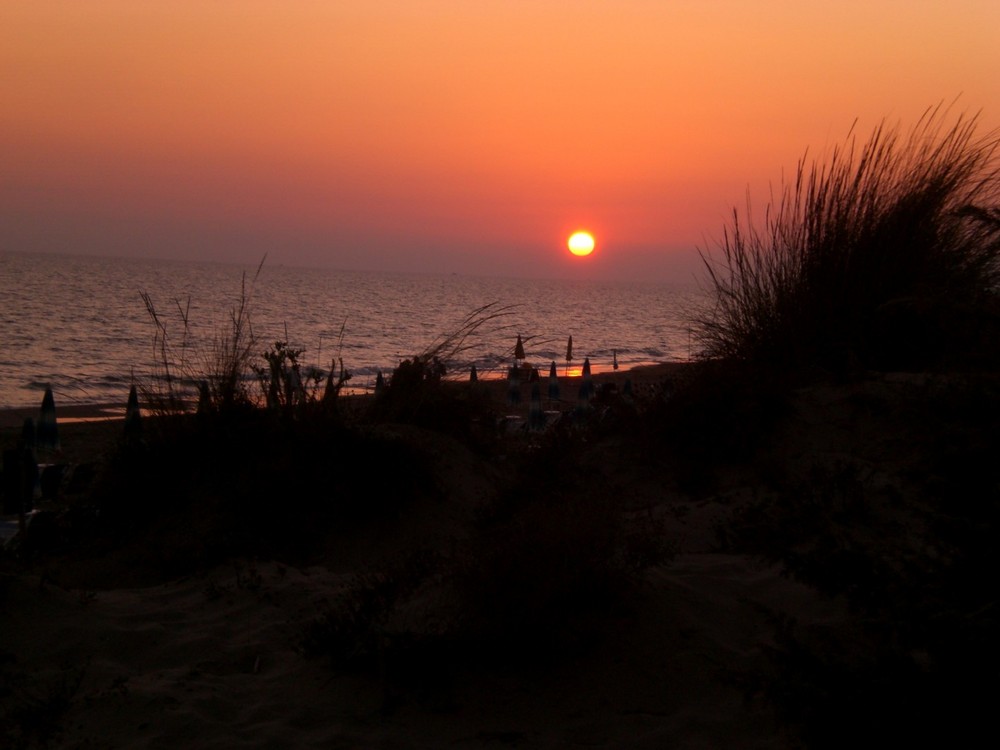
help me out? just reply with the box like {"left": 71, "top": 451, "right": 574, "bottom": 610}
{"left": 2, "top": 1, "right": 999, "bottom": 281}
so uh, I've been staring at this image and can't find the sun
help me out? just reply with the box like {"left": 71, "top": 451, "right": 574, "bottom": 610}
{"left": 567, "top": 231, "right": 595, "bottom": 257}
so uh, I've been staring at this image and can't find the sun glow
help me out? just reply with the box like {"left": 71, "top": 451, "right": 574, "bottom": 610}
{"left": 567, "top": 231, "right": 596, "bottom": 257}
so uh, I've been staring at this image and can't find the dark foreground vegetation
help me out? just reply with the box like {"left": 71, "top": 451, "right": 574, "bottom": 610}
{"left": 696, "top": 105, "right": 1000, "bottom": 374}
{"left": 684, "top": 107, "right": 1000, "bottom": 745}
{"left": 3, "top": 108, "right": 1000, "bottom": 747}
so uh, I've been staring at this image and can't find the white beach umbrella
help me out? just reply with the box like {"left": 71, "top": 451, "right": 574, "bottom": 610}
{"left": 507, "top": 365, "right": 521, "bottom": 405}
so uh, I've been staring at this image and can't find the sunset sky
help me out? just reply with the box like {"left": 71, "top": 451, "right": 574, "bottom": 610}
{"left": 2, "top": 1, "right": 999, "bottom": 281}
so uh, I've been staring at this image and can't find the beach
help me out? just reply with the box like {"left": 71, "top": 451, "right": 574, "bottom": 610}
{"left": 0, "top": 362, "right": 687, "bottom": 453}
{"left": 2, "top": 361, "right": 996, "bottom": 747}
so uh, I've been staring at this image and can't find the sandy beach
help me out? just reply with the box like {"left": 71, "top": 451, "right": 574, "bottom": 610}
{"left": 2, "top": 361, "right": 996, "bottom": 747}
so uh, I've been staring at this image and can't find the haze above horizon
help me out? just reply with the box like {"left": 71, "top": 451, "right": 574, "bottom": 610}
{"left": 2, "top": 1, "right": 999, "bottom": 283}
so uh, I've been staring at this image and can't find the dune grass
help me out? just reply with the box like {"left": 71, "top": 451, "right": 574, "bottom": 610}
{"left": 695, "top": 105, "right": 1000, "bottom": 372}
{"left": 139, "top": 259, "right": 263, "bottom": 413}
{"left": 369, "top": 302, "right": 517, "bottom": 442}
{"left": 139, "top": 257, "right": 353, "bottom": 418}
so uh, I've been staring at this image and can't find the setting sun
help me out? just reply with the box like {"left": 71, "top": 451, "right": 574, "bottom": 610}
{"left": 567, "top": 231, "right": 596, "bottom": 257}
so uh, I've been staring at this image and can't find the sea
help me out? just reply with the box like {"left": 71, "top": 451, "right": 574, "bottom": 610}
{"left": 0, "top": 252, "right": 705, "bottom": 409}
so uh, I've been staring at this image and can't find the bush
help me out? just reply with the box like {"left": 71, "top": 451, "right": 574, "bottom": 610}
{"left": 139, "top": 262, "right": 261, "bottom": 414}
{"left": 719, "top": 376, "right": 1000, "bottom": 746}
{"left": 695, "top": 106, "right": 1000, "bottom": 373}
{"left": 303, "top": 437, "right": 671, "bottom": 686}
{"left": 638, "top": 360, "right": 791, "bottom": 494}
{"left": 83, "top": 411, "right": 436, "bottom": 574}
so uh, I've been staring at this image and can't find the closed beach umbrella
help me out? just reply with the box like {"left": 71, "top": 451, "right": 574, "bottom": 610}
{"left": 581, "top": 357, "right": 593, "bottom": 402}
{"left": 124, "top": 384, "right": 142, "bottom": 438}
{"left": 566, "top": 335, "right": 573, "bottom": 363}
{"left": 20, "top": 417, "right": 36, "bottom": 450}
{"left": 197, "top": 381, "right": 212, "bottom": 415}
{"left": 613, "top": 349, "right": 619, "bottom": 370}
{"left": 514, "top": 334, "right": 525, "bottom": 363}
{"left": 507, "top": 365, "right": 521, "bottom": 405}
{"left": 548, "top": 361, "right": 559, "bottom": 402}
{"left": 37, "top": 386, "right": 59, "bottom": 453}
{"left": 375, "top": 370, "right": 385, "bottom": 396}
{"left": 3, "top": 418, "right": 37, "bottom": 517}
{"left": 470, "top": 364, "right": 478, "bottom": 382}
{"left": 529, "top": 382, "right": 544, "bottom": 430}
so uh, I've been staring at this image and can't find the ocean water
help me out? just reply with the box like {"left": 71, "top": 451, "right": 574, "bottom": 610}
{"left": 0, "top": 252, "right": 704, "bottom": 409}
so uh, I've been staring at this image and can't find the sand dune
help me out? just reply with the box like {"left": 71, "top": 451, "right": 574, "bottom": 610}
{"left": 3, "top": 364, "right": 995, "bottom": 747}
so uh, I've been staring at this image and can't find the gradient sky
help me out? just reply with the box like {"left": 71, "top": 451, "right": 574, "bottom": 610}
{"left": 3, "top": 1, "right": 999, "bottom": 281}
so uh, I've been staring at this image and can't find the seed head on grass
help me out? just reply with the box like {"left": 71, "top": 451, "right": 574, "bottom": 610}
{"left": 139, "top": 257, "right": 265, "bottom": 414}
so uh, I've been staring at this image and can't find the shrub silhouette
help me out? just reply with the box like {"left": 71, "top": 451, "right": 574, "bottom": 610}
{"left": 695, "top": 106, "right": 1000, "bottom": 372}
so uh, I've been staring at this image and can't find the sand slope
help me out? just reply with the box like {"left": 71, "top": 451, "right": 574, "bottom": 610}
{"left": 5, "top": 365, "right": 993, "bottom": 747}
{"left": 3, "top": 549, "right": 842, "bottom": 749}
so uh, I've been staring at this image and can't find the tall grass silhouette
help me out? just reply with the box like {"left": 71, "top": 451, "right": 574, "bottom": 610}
{"left": 140, "top": 258, "right": 263, "bottom": 412}
{"left": 695, "top": 105, "right": 1000, "bottom": 371}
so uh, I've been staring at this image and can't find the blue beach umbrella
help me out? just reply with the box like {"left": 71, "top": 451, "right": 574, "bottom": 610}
{"left": 529, "top": 382, "right": 544, "bottom": 430}
{"left": 20, "top": 417, "right": 36, "bottom": 451}
{"left": 37, "top": 386, "right": 59, "bottom": 454}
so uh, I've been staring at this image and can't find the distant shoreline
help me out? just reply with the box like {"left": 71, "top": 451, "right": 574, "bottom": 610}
{"left": 0, "top": 361, "right": 690, "bottom": 430}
